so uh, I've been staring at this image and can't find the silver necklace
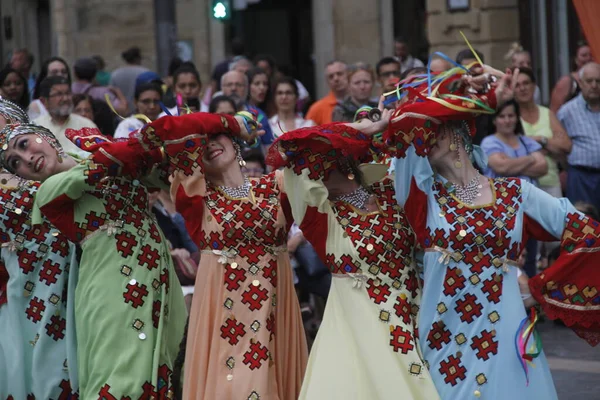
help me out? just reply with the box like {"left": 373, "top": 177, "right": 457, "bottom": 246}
{"left": 449, "top": 172, "right": 483, "bottom": 205}
{"left": 217, "top": 177, "right": 251, "bottom": 198}
{"left": 335, "top": 186, "right": 371, "bottom": 210}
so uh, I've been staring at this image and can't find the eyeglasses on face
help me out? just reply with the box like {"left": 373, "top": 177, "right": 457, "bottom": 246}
{"left": 380, "top": 70, "right": 400, "bottom": 78}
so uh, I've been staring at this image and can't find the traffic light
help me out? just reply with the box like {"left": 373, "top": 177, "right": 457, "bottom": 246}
{"left": 212, "top": 0, "right": 231, "bottom": 21}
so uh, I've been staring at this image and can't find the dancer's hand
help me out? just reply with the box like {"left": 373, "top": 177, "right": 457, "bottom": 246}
{"left": 235, "top": 115, "right": 265, "bottom": 143}
{"left": 494, "top": 68, "right": 518, "bottom": 104}
{"left": 347, "top": 96, "right": 392, "bottom": 136}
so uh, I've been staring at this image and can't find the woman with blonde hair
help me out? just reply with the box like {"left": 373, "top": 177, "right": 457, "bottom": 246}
{"left": 332, "top": 63, "right": 378, "bottom": 122}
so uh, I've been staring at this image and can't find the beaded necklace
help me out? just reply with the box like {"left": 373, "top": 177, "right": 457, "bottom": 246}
{"left": 334, "top": 186, "right": 371, "bottom": 210}
{"left": 447, "top": 172, "right": 483, "bottom": 205}
{"left": 217, "top": 177, "right": 251, "bottom": 198}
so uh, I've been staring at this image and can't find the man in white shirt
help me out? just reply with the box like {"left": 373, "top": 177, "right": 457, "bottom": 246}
{"left": 34, "top": 76, "right": 95, "bottom": 157}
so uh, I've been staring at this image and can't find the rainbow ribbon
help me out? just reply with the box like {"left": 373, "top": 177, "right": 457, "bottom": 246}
{"left": 382, "top": 30, "right": 493, "bottom": 114}
{"left": 514, "top": 307, "right": 543, "bottom": 385}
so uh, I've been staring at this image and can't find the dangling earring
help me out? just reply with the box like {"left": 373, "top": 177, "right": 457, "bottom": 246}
{"left": 56, "top": 149, "right": 64, "bottom": 164}
{"left": 233, "top": 142, "right": 245, "bottom": 167}
{"left": 453, "top": 132, "right": 462, "bottom": 169}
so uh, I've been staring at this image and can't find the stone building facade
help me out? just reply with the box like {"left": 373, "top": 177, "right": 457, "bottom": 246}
{"left": 0, "top": 0, "right": 582, "bottom": 102}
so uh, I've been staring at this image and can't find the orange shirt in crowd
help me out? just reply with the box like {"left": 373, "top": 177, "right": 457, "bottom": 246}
{"left": 306, "top": 91, "right": 338, "bottom": 125}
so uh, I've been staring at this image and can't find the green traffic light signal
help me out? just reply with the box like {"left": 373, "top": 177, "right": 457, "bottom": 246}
{"left": 212, "top": 0, "right": 230, "bottom": 20}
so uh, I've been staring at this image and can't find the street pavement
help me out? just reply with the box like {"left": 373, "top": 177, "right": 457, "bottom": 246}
{"left": 538, "top": 320, "right": 600, "bottom": 399}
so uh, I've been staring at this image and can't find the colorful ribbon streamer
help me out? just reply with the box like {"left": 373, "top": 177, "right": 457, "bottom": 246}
{"left": 514, "top": 307, "right": 543, "bottom": 385}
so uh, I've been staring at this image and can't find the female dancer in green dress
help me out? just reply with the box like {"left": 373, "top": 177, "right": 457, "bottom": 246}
{"left": 0, "top": 121, "right": 186, "bottom": 399}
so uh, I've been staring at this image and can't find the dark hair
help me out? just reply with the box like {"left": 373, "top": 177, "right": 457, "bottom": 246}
{"left": 246, "top": 67, "right": 270, "bottom": 102}
{"left": 394, "top": 37, "right": 407, "bottom": 44}
{"left": 209, "top": 95, "right": 237, "bottom": 113}
{"left": 274, "top": 76, "right": 298, "bottom": 97}
{"left": 253, "top": 55, "right": 276, "bottom": 72}
{"left": 122, "top": 46, "right": 142, "bottom": 64}
{"left": 173, "top": 64, "right": 201, "bottom": 87}
{"left": 489, "top": 99, "right": 524, "bottom": 135}
{"left": 91, "top": 55, "right": 105, "bottom": 70}
{"left": 376, "top": 57, "right": 400, "bottom": 76}
{"left": 242, "top": 148, "right": 266, "bottom": 172}
{"left": 513, "top": 66, "right": 536, "bottom": 84}
{"left": 337, "top": 156, "right": 368, "bottom": 189}
{"left": 71, "top": 93, "right": 115, "bottom": 135}
{"left": 134, "top": 82, "right": 163, "bottom": 101}
{"left": 456, "top": 48, "right": 485, "bottom": 64}
{"left": 73, "top": 58, "right": 98, "bottom": 81}
{"left": 168, "top": 57, "right": 183, "bottom": 77}
{"left": 0, "top": 67, "right": 29, "bottom": 109}
{"left": 33, "top": 57, "right": 71, "bottom": 100}
{"left": 400, "top": 66, "right": 427, "bottom": 80}
{"left": 72, "top": 93, "right": 92, "bottom": 109}
{"left": 39, "top": 76, "right": 70, "bottom": 98}
{"left": 247, "top": 67, "right": 268, "bottom": 84}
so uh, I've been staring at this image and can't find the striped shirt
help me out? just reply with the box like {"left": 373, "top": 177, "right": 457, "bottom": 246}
{"left": 558, "top": 94, "right": 600, "bottom": 169}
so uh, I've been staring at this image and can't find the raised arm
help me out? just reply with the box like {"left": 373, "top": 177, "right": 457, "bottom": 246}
{"left": 519, "top": 180, "right": 600, "bottom": 346}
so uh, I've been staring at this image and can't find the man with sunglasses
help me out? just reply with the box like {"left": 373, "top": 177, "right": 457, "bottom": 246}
{"left": 34, "top": 76, "right": 95, "bottom": 156}
{"left": 376, "top": 57, "right": 401, "bottom": 96}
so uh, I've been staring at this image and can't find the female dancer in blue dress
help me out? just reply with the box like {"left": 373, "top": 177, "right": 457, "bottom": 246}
{"left": 0, "top": 98, "right": 79, "bottom": 399}
{"left": 380, "top": 67, "right": 599, "bottom": 399}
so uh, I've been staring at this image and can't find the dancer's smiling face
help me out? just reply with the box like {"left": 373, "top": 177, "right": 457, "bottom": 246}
{"left": 202, "top": 134, "right": 238, "bottom": 177}
{"left": 4, "top": 133, "right": 61, "bottom": 181}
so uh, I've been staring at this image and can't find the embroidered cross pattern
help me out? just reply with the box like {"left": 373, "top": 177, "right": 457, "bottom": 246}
{"left": 367, "top": 280, "right": 392, "bottom": 304}
{"left": 393, "top": 295, "right": 412, "bottom": 325}
{"left": 241, "top": 284, "right": 269, "bottom": 311}
{"left": 123, "top": 209, "right": 144, "bottom": 228}
{"left": 220, "top": 317, "right": 247, "bottom": 345}
{"left": 427, "top": 321, "right": 451, "bottom": 350}
{"left": 454, "top": 293, "right": 483, "bottom": 323}
{"left": 24, "top": 224, "right": 47, "bottom": 242}
{"left": 327, "top": 254, "right": 360, "bottom": 274}
{"left": 149, "top": 223, "right": 162, "bottom": 243}
{"left": 84, "top": 211, "right": 104, "bottom": 232}
{"left": 115, "top": 231, "right": 138, "bottom": 258}
{"left": 439, "top": 355, "right": 467, "bottom": 386}
{"left": 470, "top": 329, "right": 499, "bottom": 361}
{"left": 481, "top": 274, "right": 503, "bottom": 304}
{"left": 443, "top": 267, "right": 466, "bottom": 296}
{"left": 137, "top": 244, "right": 160, "bottom": 270}
{"left": 389, "top": 325, "right": 414, "bottom": 353}
{"left": 141, "top": 381, "right": 158, "bottom": 399}
{"left": 224, "top": 264, "right": 247, "bottom": 291}
{"left": 123, "top": 282, "right": 149, "bottom": 308}
{"left": 262, "top": 260, "right": 277, "bottom": 286}
{"left": 39, "top": 259, "right": 62, "bottom": 285}
{"left": 17, "top": 248, "right": 37, "bottom": 274}
{"left": 25, "top": 296, "right": 46, "bottom": 323}
{"left": 243, "top": 341, "right": 269, "bottom": 370}
{"left": 50, "top": 237, "right": 70, "bottom": 257}
{"left": 45, "top": 314, "right": 67, "bottom": 341}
